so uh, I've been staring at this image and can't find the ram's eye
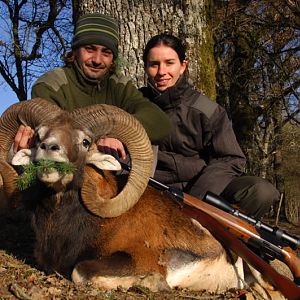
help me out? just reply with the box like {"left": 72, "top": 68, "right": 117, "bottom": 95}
{"left": 82, "top": 139, "right": 91, "bottom": 148}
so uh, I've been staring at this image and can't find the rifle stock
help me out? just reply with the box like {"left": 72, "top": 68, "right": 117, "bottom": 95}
{"left": 282, "top": 247, "right": 300, "bottom": 284}
{"left": 181, "top": 192, "right": 300, "bottom": 284}
{"left": 182, "top": 204, "right": 300, "bottom": 300}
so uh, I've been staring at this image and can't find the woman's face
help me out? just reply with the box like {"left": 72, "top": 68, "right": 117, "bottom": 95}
{"left": 145, "top": 44, "right": 187, "bottom": 92}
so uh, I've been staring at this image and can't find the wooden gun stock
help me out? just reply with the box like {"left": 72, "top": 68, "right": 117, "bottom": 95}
{"left": 182, "top": 192, "right": 300, "bottom": 284}
{"left": 182, "top": 204, "right": 300, "bottom": 300}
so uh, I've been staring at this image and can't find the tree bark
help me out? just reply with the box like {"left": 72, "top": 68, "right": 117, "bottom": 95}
{"left": 281, "top": 124, "right": 300, "bottom": 225}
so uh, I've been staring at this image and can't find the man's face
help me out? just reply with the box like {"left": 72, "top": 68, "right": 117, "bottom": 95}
{"left": 75, "top": 45, "right": 114, "bottom": 79}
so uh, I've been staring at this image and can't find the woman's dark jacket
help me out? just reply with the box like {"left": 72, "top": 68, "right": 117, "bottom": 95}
{"left": 140, "top": 76, "right": 246, "bottom": 198}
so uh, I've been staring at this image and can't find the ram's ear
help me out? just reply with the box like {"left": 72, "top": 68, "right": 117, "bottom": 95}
{"left": 86, "top": 152, "right": 122, "bottom": 171}
{"left": 11, "top": 149, "right": 33, "bottom": 166}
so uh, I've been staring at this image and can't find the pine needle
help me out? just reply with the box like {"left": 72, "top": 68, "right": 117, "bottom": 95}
{"left": 16, "top": 160, "right": 77, "bottom": 190}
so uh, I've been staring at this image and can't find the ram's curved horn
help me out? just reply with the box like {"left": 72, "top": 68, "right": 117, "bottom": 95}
{"left": 71, "top": 104, "right": 153, "bottom": 218}
{"left": 0, "top": 98, "right": 62, "bottom": 201}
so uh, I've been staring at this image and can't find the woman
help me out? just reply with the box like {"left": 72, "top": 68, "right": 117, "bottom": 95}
{"left": 140, "top": 33, "right": 279, "bottom": 219}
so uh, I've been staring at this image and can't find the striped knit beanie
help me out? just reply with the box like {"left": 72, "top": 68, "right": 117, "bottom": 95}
{"left": 72, "top": 13, "right": 119, "bottom": 58}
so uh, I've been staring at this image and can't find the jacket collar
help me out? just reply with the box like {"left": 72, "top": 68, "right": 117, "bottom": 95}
{"left": 148, "top": 75, "right": 190, "bottom": 109}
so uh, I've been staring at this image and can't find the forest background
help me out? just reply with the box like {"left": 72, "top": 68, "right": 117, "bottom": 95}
{"left": 0, "top": 0, "right": 299, "bottom": 225}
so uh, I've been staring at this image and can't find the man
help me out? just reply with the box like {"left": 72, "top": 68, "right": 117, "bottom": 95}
{"left": 14, "top": 13, "right": 172, "bottom": 159}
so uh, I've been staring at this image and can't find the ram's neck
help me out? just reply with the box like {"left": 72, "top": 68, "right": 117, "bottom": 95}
{"left": 32, "top": 189, "right": 99, "bottom": 276}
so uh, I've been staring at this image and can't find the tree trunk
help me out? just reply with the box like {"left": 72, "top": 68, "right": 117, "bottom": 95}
{"left": 281, "top": 124, "right": 300, "bottom": 225}
{"left": 73, "top": 0, "right": 216, "bottom": 99}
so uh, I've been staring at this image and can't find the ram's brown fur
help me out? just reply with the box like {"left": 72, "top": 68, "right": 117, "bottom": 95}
{"left": 83, "top": 165, "right": 225, "bottom": 276}
{"left": 23, "top": 162, "right": 229, "bottom": 292}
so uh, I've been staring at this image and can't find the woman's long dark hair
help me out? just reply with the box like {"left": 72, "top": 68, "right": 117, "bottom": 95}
{"left": 143, "top": 33, "right": 186, "bottom": 66}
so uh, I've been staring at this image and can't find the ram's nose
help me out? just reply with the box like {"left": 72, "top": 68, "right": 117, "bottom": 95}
{"left": 39, "top": 142, "right": 60, "bottom": 152}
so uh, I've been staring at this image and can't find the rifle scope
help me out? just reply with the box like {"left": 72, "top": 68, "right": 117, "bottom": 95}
{"left": 204, "top": 191, "right": 300, "bottom": 250}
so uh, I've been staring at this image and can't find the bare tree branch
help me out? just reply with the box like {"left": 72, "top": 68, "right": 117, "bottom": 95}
{"left": 0, "top": 0, "right": 72, "bottom": 101}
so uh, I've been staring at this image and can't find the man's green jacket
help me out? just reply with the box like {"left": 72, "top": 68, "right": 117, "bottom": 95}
{"left": 31, "top": 62, "right": 172, "bottom": 143}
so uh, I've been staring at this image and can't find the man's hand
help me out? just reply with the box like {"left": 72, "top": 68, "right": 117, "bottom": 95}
{"left": 13, "top": 125, "right": 34, "bottom": 153}
{"left": 97, "top": 137, "right": 126, "bottom": 160}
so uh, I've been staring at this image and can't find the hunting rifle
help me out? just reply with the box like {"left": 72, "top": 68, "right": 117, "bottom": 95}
{"left": 147, "top": 176, "right": 300, "bottom": 284}
{"left": 149, "top": 177, "right": 300, "bottom": 300}
{"left": 121, "top": 163, "right": 300, "bottom": 298}
{"left": 148, "top": 177, "right": 300, "bottom": 299}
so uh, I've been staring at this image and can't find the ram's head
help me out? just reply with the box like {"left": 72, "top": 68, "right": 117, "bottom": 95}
{"left": 0, "top": 98, "right": 153, "bottom": 218}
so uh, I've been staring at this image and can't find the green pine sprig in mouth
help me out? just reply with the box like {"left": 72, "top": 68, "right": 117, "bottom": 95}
{"left": 16, "top": 160, "right": 77, "bottom": 191}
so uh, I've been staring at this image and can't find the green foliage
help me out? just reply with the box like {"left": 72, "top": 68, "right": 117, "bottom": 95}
{"left": 16, "top": 160, "right": 77, "bottom": 191}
